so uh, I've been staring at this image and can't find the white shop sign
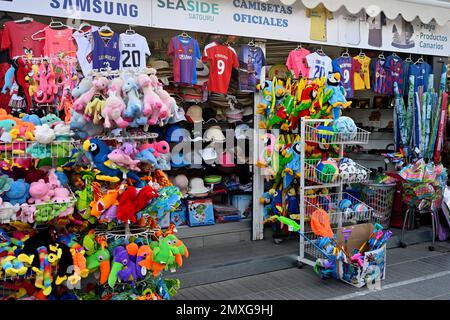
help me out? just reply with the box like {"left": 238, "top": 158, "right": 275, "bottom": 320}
{"left": 152, "top": 0, "right": 450, "bottom": 57}
{"left": 0, "top": 0, "right": 151, "bottom": 26}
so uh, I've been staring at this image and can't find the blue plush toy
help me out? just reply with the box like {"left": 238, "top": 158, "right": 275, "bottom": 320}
{"left": 123, "top": 78, "right": 146, "bottom": 127}
{"left": 70, "top": 110, "right": 103, "bottom": 140}
{"left": 135, "top": 148, "right": 158, "bottom": 167}
{"left": 325, "top": 73, "right": 352, "bottom": 120}
{"left": 22, "top": 114, "right": 42, "bottom": 126}
{"left": 41, "top": 114, "right": 62, "bottom": 126}
{"left": 283, "top": 141, "right": 301, "bottom": 189}
{"left": 82, "top": 138, "right": 144, "bottom": 187}
{"left": 1, "top": 66, "right": 15, "bottom": 94}
{"left": 4, "top": 179, "right": 30, "bottom": 205}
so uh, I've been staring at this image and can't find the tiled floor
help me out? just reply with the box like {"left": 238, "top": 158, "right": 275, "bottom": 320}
{"left": 175, "top": 242, "right": 450, "bottom": 300}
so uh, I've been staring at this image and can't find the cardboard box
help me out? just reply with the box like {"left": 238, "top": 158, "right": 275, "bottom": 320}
{"left": 155, "top": 213, "right": 170, "bottom": 229}
{"left": 335, "top": 223, "right": 387, "bottom": 288}
{"left": 186, "top": 198, "right": 215, "bottom": 227}
{"left": 171, "top": 201, "right": 187, "bottom": 227}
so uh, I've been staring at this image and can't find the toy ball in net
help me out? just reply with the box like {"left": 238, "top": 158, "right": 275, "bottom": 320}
{"left": 316, "top": 122, "right": 335, "bottom": 144}
{"left": 333, "top": 116, "right": 357, "bottom": 141}
{"left": 338, "top": 199, "right": 352, "bottom": 210}
{"left": 315, "top": 159, "right": 339, "bottom": 183}
{"left": 354, "top": 203, "right": 368, "bottom": 219}
{"left": 343, "top": 207, "right": 354, "bottom": 220}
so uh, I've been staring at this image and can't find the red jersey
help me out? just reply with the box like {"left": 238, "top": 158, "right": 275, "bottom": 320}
{"left": 203, "top": 42, "right": 239, "bottom": 95}
{"left": 1, "top": 21, "right": 46, "bottom": 58}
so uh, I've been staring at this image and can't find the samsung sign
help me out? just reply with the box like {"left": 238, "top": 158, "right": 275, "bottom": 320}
{"left": 0, "top": 0, "right": 151, "bottom": 26}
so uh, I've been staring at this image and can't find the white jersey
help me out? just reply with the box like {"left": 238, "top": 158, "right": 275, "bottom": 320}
{"left": 306, "top": 52, "right": 333, "bottom": 79}
{"left": 73, "top": 26, "right": 98, "bottom": 77}
{"left": 336, "top": 8, "right": 365, "bottom": 45}
{"left": 119, "top": 33, "right": 151, "bottom": 70}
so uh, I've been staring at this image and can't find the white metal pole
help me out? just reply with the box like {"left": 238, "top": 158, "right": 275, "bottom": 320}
{"left": 299, "top": 118, "right": 306, "bottom": 263}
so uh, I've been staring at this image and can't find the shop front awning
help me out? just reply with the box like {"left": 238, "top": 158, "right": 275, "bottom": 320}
{"left": 258, "top": 0, "right": 450, "bottom": 26}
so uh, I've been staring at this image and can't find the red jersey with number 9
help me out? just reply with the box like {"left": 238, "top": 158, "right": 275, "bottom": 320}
{"left": 203, "top": 42, "right": 239, "bottom": 95}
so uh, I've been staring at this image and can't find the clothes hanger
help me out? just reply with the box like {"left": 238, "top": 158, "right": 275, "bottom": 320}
{"left": 125, "top": 25, "right": 136, "bottom": 35}
{"left": 295, "top": 43, "right": 302, "bottom": 50}
{"left": 415, "top": 55, "right": 424, "bottom": 64}
{"left": 48, "top": 18, "right": 70, "bottom": 29}
{"left": 179, "top": 31, "right": 191, "bottom": 38}
{"left": 392, "top": 52, "right": 398, "bottom": 58}
{"left": 248, "top": 39, "right": 255, "bottom": 47}
{"left": 316, "top": 46, "right": 325, "bottom": 56}
{"left": 14, "top": 16, "right": 33, "bottom": 24}
{"left": 358, "top": 49, "right": 366, "bottom": 58}
{"left": 341, "top": 48, "right": 350, "bottom": 58}
{"left": 405, "top": 54, "right": 413, "bottom": 63}
{"left": 99, "top": 24, "right": 113, "bottom": 36}
{"left": 378, "top": 51, "right": 385, "bottom": 60}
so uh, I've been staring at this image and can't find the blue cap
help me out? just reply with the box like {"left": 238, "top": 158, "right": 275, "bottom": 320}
{"left": 170, "top": 150, "right": 191, "bottom": 168}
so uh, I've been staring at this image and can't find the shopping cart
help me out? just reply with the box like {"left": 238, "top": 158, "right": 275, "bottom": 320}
{"left": 361, "top": 182, "right": 397, "bottom": 229}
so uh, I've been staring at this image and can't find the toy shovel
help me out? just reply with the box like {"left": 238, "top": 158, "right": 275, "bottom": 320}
{"left": 342, "top": 228, "right": 352, "bottom": 256}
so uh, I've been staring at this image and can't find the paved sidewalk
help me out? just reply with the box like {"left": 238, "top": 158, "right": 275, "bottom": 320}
{"left": 174, "top": 242, "right": 450, "bottom": 300}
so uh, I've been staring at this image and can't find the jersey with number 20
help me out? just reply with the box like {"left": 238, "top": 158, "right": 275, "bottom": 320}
{"left": 306, "top": 52, "right": 333, "bottom": 79}
{"left": 203, "top": 42, "right": 239, "bottom": 95}
{"left": 119, "top": 33, "right": 151, "bottom": 70}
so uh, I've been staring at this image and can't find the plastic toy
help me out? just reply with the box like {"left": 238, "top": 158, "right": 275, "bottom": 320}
{"left": 72, "top": 77, "right": 109, "bottom": 113}
{"left": 4, "top": 179, "right": 30, "bottom": 205}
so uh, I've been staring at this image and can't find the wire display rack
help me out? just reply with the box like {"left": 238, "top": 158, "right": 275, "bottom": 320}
{"left": 304, "top": 159, "right": 371, "bottom": 185}
{"left": 0, "top": 140, "right": 77, "bottom": 159}
{"left": 92, "top": 132, "right": 159, "bottom": 142}
{"left": 299, "top": 118, "right": 373, "bottom": 267}
{"left": 1, "top": 188, "right": 77, "bottom": 224}
{"left": 304, "top": 122, "right": 371, "bottom": 145}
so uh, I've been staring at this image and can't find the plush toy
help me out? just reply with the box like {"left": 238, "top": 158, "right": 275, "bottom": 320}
{"left": 2, "top": 65, "right": 15, "bottom": 94}
{"left": 33, "top": 63, "right": 49, "bottom": 104}
{"left": 52, "top": 187, "right": 71, "bottom": 203}
{"left": 28, "top": 179, "right": 54, "bottom": 204}
{"left": 135, "top": 148, "right": 158, "bottom": 167}
{"left": 90, "top": 189, "right": 120, "bottom": 218}
{"left": 86, "top": 245, "right": 110, "bottom": 285}
{"left": 0, "top": 198, "right": 20, "bottom": 224}
{"left": 70, "top": 110, "right": 103, "bottom": 140}
{"left": 40, "top": 114, "right": 62, "bottom": 127}
{"left": 325, "top": 73, "right": 352, "bottom": 119}
{"left": 99, "top": 204, "right": 117, "bottom": 223}
{"left": 138, "top": 73, "right": 163, "bottom": 121}
{"left": 13, "top": 58, "right": 32, "bottom": 112}
{"left": 53, "top": 123, "right": 71, "bottom": 141}
{"left": 4, "top": 179, "right": 30, "bottom": 205}
{"left": 21, "top": 114, "right": 42, "bottom": 126}
{"left": 140, "top": 141, "right": 170, "bottom": 157}
{"left": 0, "top": 174, "right": 13, "bottom": 194}
{"left": 256, "top": 79, "right": 274, "bottom": 118}
{"left": 84, "top": 97, "right": 105, "bottom": 125}
{"left": 72, "top": 78, "right": 92, "bottom": 99}
{"left": 32, "top": 246, "right": 53, "bottom": 296}
{"left": 156, "top": 89, "right": 174, "bottom": 125}
{"left": 283, "top": 141, "right": 301, "bottom": 188}
{"left": 108, "top": 246, "right": 136, "bottom": 288}
{"left": 45, "top": 64, "right": 58, "bottom": 103}
{"left": 147, "top": 73, "right": 165, "bottom": 125}
{"left": 102, "top": 78, "right": 129, "bottom": 129}
{"left": 18, "top": 203, "right": 36, "bottom": 223}
{"left": 34, "top": 124, "right": 56, "bottom": 145}
{"left": 123, "top": 77, "right": 146, "bottom": 127}
{"left": 107, "top": 148, "right": 141, "bottom": 171}
{"left": 83, "top": 138, "right": 144, "bottom": 187}
{"left": 72, "top": 76, "right": 108, "bottom": 113}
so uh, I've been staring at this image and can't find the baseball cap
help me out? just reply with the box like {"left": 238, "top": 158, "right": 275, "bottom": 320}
{"left": 186, "top": 105, "right": 203, "bottom": 123}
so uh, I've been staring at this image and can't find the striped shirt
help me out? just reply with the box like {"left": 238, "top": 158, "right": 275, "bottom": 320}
{"left": 168, "top": 36, "right": 201, "bottom": 85}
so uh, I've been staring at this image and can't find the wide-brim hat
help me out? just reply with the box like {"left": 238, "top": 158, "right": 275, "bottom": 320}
{"left": 202, "top": 147, "right": 218, "bottom": 164}
{"left": 151, "top": 60, "right": 170, "bottom": 71}
{"left": 189, "top": 177, "right": 210, "bottom": 195}
{"left": 235, "top": 124, "right": 251, "bottom": 140}
{"left": 204, "top": 125, "right": 226, "bottom": 143}
{"left": 204, "top": 175, "right": 222, "bottom": 184}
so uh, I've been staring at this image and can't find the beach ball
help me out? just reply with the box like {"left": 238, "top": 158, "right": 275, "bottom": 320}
{"left": 316, "top": 159, "right": 339, "bottom": 183}
{"left": 354, "top": 203, "right": 369, "bottom": 219}
{"left": 333, "top": 116, "right": 357, "bottom": 141}
{"left": 339, "top": 199, "right": 352, "bottom": 211}
{"left": 316, "top": 122, "right": 335, "bottom": 144}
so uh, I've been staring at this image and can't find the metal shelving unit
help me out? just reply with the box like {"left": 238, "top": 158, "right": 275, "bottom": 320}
{"left": 298, "top": 118, "right": 376, "bottom": 267}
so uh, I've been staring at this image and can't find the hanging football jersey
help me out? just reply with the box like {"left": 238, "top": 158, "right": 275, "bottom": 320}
{"left": 372, "top": 58, "right": 388, "bottom": 95}
{"left": 409, "top": 62, "right": 432, "bottom": 92}
{"left": 332, "top": 56, "right": 361, "bottom": 98}
{"left": 120, "top": 33, "right": 151, "bottom": 70}
{"left": 203, "top": 42, "right": 239, "bottom": 95}
{"left": 305, "top": 52, "right": 332, "bottom": 79}
{"left": 238, "top": 44, "right": 266, "bottom": 92}
{"left": 353, "top": 55, "right": 371, "bottom": 90}
{"left": 385, "top": 55, "right": 404, "bottom": 96}
{"left": 286, "top": 48, "right": 310, "bottom": 79}
{"left": 92, "top": 30, "right": 120, "bottom": 71}
{"left": 402, "top": 59, "right": 412, "bottom": 96}
{"left": 168, "top": 35, "right": 201, "bottom": 85}
{"left": 73, "top": 26, "right": 98, "bottom": 77}
{"left": 305, "top": 4, "right": 333, "bottom": 42}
